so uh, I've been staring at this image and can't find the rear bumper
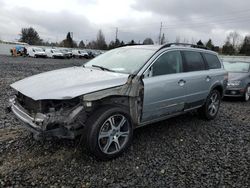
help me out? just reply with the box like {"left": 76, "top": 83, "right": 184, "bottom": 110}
{"left": 9, "top": 97, "right": 84, "bottom": 139}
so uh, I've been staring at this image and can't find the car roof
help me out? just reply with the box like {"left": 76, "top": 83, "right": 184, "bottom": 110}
{"left": 121, "top": 43, "right": 217, "bottom": 54}
{"left": 223, "top": 60, "right": 250, "bottom": 63}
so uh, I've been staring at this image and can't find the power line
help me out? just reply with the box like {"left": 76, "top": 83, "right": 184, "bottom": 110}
{"left": 115, "top": 27, "right": 118, "bottom": 41}
{"left": 158, "top": 22, "right": 162, "bottom": 44}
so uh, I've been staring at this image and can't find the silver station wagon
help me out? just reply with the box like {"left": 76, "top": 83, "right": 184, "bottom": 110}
{"left": 9, "top": 43, "right": 228, "bottom": 160}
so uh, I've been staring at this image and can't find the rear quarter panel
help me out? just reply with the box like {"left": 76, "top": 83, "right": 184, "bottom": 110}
{"left": 208, "top": 68, "right": 228, "bottom": 96}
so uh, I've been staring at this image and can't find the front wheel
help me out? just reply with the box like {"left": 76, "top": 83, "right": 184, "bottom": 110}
{"left": 85, "top": 106, "right": 133, "bottom": 160}
{"left": 198, "top": 90, "right": 221, "bottom": 120}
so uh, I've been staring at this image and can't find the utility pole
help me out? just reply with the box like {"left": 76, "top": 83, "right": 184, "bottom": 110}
{"left": 115, "top": 27, "right": 118, "bottom": 42}
{"left": 158, "top": 22, "right": 162, "bottom": 44}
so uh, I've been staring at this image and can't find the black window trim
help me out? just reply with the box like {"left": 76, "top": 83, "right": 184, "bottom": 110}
{"left": 181, "top": 50, "right": 207, "bottom": 72}
{"left": 146, "top": 50, "right": 184, "bottom": 78}
{"left": 202, "top": 52, "right": 222, "bottom": 70}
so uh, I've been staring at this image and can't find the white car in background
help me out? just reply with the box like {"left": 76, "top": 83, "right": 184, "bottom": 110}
{"left": 27, "top": 47, "right": 47, "bottom": 58}
{"left": 72, "top": 49, "right": 89, "bottom": 58}
{"left": 60, "top": 49, "right": 73, "bottom": 59}
{"left": 45, "top": 49, "right": 64, "bottom": 59}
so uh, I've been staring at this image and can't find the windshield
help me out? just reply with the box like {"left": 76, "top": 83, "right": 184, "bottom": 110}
{"left": 61, "top": 49, "right": 71, "bottom": 53}
{"left": 52, "top": 49, "right": 61, "bottom": 53}
{"left": 85, "top": 47, "right": 155, "bottom": 74}
{"left": 34, "top": 48, "right": 43, "bottom": 52}
{"left": 223, "top": 61, "right": 250, "bottom": 73}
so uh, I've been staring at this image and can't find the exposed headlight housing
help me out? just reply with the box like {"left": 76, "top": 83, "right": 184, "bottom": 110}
{"left": 227, "top": 80, "right": 241, "bottom": 86}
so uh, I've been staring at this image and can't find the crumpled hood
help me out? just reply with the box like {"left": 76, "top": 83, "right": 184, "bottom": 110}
{"left": 11, "top": 66, "right": 129, "bottom": 100}
{"left": 228, "top": 72, "right": 249, "bottom": 81}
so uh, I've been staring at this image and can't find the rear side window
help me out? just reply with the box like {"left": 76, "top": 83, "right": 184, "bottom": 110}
{"left": 203, "top": 53, "right": 221, "bottom": 69}
{"left": 183, "top": 51, "right": 205, "bottom": 72}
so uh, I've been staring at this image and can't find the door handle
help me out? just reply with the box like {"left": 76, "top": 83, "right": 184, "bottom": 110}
{"left": 206, "top": 76, "right": 211, "bottom": 82}
{"left": 178, "top": 79, "right": 186, "bottom": 86}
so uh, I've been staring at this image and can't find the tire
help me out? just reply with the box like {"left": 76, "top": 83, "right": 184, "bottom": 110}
{"left": 242, "top": 85, "right": 250, "bottom": 102}
{"left": 198, "top": 89, "right": 221, "bottom": 120}
{"left": 84, "top": 106, "right": 133, "bottom": 160}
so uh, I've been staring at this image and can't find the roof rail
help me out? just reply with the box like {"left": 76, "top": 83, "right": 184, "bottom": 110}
{"left": 160, "top": 43, "right": 208, "bottom": 50}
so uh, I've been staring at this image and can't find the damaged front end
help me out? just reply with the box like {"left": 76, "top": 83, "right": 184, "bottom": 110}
{"left": 8, "top": 73, "right": 144, "bottom": 140}
{"left": 9, "top": 92, "right": 86, "bottom": 140}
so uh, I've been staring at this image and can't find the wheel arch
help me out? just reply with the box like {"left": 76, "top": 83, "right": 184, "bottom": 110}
{"left": 210, "top": 83, "right": 224, "bottom": 97}
{"left": 85, "top": 94, "right": 142, "bottom": 128}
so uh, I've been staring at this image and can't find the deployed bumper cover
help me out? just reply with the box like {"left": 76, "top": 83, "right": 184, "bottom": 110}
{"left": 9, "top": 97, "right": 84, "bottom": 139}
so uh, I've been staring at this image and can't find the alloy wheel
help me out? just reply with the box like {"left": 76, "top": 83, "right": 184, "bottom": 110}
{"left": 208, "top": 92, "right": 220, "bottom": 116}
{"left": 98, "top": 114, "right": 130, "bottom": 155}
{"left": 245, "top": 86, "right": 250, "bottom": 101}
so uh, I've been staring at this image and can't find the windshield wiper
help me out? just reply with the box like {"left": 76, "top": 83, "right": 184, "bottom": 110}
{"left": 92, "top": 65, "right": 115, "bottom": 72}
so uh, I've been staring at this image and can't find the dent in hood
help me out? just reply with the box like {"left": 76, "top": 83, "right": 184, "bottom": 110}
{"left": 11, "top": 66, "right": 129, "bottom": 100}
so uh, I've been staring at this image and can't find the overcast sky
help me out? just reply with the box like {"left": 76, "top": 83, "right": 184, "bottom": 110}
{"left": 1, "top": 0, "right": 250, "bottom": 46}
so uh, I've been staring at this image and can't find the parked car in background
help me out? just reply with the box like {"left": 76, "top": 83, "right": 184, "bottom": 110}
{"left": 72, "top": 49, "right": 89, "bottom": 58}
{"left": 45, "top": 49, "right": 64, "bottom": 59}
{"left": 223, "top": 60, "right": 250, "bottom": 101}
{"left": 10, "top": 46, "right": 27, "bottom": 57}
{"left": 9, "top": 43, "right": 227, "bottom": 160}
{"left": 27, "top": 47, "right": 47, "bottom": 58}
{"left": 60, "top": 49, "right": 73, "bottom": 59}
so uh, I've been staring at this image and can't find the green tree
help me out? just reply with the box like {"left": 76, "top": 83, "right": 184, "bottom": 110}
{"left": 108, "top": 39, "right": 121, "bottom": 49}
{"left": 239, "top": 36, "right": 250, "bottom": 55}
{"left": 96, "top": 30, "right": 107, "bottom": 50}
{"left": 222, "top": 41, "right": 235, "bottom": 55}
{"left": 128, "top": 40, "right": 136, "bottom": 45}
{"left": 108, "top": 41, "right": 116, "bottom": 49}
{"left": 197, "top": 40, "right": 204, "bottom": 46}
{"left": 79, "top": 40, "right": 85, "bottom": 48}
{"left": 86, "top": 41, "right": 97, "bottom": 49}
{"left": 143, "top": 38, "right": 154, "bottom": 45}
{"left": 206, "top": 39, "right": 215, "bottom": 50}
{"left": 60, "top": 32, "right": 77, "bottom": 48}
{"left": 19, "top": 27, "right": 42, "bottom": 45}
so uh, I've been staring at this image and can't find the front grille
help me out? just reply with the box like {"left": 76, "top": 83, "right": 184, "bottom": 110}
{"left": 225, "top": 90, "right": 241, "bottom": 95}
{"left": 17, "top": 92, "right": 42, "bottom": 114}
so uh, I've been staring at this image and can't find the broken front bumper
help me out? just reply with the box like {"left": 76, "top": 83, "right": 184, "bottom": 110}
{"left": 9, "top": 97, "right": 85, "bottom": 139}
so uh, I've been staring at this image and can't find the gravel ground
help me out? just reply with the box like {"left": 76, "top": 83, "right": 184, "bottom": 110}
{"left": 0, "top": 55, "right": 249, "bottom": 187}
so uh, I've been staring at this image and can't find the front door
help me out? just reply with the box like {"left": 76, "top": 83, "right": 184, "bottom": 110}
{"left": 141, "top": 50, "right": 187, "bottom": 122}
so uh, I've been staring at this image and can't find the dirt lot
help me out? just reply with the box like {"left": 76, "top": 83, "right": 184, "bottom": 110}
{"left": 0, "top": 55, "right": 249, "bottom": 187}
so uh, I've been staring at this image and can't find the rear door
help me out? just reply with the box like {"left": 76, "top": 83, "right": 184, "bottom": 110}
{"left": 142, "top": 50, "right": 187, "bottom": 122}
{"left": 181, "top": 50, "right": 210, "bottom": 108}
{"left": 202, "top": 53, "right": 223, "bottom": 89}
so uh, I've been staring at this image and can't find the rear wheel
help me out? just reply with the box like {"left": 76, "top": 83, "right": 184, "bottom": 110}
{"left": 85, "top": 106, "right": 133, "bottom": 160}
{"left": 198, "top": 89, "right": 221, "bottom": 120}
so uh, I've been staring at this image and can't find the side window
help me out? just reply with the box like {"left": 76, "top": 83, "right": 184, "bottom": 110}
{"left": 151, "top": 51, "right": 183, "bottom": 77}
{"left": 203, "top": 53, "right": 221, "bottom": 69}
{"left": 183, "top": 51, "right": 205, "bottom": 72}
